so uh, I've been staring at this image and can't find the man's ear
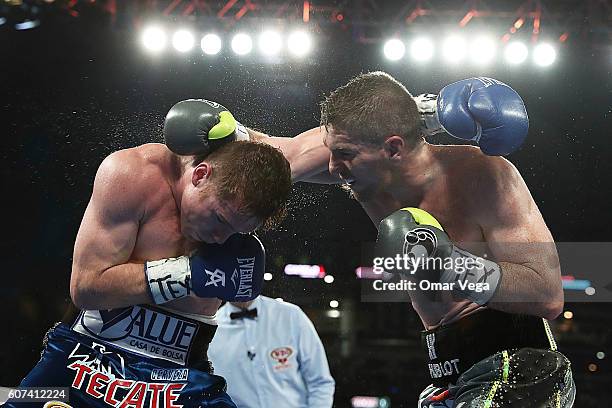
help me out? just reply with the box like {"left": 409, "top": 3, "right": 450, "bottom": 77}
{"left": 383, "top": 135, "right": 405, "bottom": 160}
{"left": 192, "top": 162, "right": 213, "bottom": 186}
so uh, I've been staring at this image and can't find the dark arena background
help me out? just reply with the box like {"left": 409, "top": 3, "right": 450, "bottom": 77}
{"left": 1, "top": 0, "right": 611, "bottom": 407}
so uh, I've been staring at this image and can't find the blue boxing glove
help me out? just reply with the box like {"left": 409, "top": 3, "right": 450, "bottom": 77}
{"left": 414, "top": 78, "right": 529, "bottom": 156}
{"left": 145, "top": 234, "right": 265, "bottom": 304}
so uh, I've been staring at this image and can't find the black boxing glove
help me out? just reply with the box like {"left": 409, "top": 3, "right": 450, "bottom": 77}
{"left": 375, "top": 207, "right": 502, "bottom": 305}
{"left": 163, "top": 99, "right": 249, "bottom": 156}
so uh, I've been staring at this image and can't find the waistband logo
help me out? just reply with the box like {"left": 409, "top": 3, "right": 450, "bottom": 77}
{"left": 72, "top": 306, "right": 198, "bottom": 365}
{"left": 151, "top": 369, "right": 189, "bottom": 382}
{"left": 428, "top": 359, "right": 460, "bottom": 380}
{"left": 68, "top": 342, "right": 126, "bottom": 379}
{"left": 426, "top": 333, "right": 437, "bottom": 360}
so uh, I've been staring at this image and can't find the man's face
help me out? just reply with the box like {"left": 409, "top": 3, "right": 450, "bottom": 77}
{"left": 324, "top": 130, "right": 389, "bottom": 201}
{"left": 180, "top": 172, "right": 261, "bottom": 244}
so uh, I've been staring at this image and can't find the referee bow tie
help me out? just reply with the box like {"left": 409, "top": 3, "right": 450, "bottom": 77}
{"left": 230, "top": 308, "right": 258, "bottom": 320}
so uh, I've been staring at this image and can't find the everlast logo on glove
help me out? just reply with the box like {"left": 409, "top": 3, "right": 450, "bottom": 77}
{"left": 233, "top": 257, "right": 255, "bottom": 299}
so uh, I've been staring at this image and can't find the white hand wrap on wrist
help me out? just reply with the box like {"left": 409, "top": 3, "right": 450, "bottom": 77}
{"left": 145, "top": 256, "right": 192, "bottom": 304}
{"left": 414, "top": 93, "right": 445, "bottom": 137}
{"left": 235, "top": 121, "right": 250, "bottom": 141}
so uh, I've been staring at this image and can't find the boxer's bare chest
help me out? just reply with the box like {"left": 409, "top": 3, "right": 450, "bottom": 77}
{"left": 130, "top": 181, "right": 221, "bottom": 316}
{"left": 362, "top": 178, "right": 484, "bottom": 242}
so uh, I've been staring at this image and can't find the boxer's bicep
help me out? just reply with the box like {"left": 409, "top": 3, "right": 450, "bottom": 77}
{"left": 476, "top": 159, "right": 562, "bottom": 302}
{"left": 73, "top": 198, "right": 139, "bottom": 276}
{"left": 71, "top": 153, "right": 143, "bottom": 288}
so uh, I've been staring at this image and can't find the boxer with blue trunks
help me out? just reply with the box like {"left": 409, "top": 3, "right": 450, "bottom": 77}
{"left": 12, "top": 305, "right": 227, "bottom": 407}
{"left": 7, "top": 100, "right": 292, "bottom": 407}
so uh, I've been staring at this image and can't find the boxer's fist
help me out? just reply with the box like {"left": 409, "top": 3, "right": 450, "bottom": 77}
{"left": 145, "top": 234, "right": 265, "bottom": 304}
{"left": 189, "top": 233, "right": 265, "bottom": 301}
{"left": 375, "top": 208, "right": 501, "bottom": 305}
{"left": 415, "top": 78, "right": 529, "bottom": 156}
{"left": 163, "top": 99, "right": 249, "bottom": 156}
{"left": 375, "top": 207, "right": 450, "bottom": 283}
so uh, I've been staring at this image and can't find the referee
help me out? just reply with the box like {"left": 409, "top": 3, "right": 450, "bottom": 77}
{"left": 208, "top": 296, "right": 335, "bottom": 408}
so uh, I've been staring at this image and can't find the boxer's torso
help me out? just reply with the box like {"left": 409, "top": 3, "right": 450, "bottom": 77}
{"left": 361, "top": 145, "right": 494, "bottom": 330}
{"left": 122, "top": 143, "right": 221, "bottom": 316}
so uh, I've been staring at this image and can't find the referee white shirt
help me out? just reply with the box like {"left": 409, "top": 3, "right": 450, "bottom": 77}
{"left": 208, "top": 296, "right": 335, "bottom": 408}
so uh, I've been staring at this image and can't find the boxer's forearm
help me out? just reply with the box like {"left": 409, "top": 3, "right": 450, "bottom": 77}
{"left": 249, "top": 127, "right": 337, "bottom": 183}
{"left": 70, "top": 262, "right": 152, "bottom": 310}
{"left": 487, "top": 261, "right": 564, "bottom": 320}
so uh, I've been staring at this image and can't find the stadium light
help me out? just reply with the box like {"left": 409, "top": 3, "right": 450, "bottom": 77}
{"left": 504, "top": 41, "right": 528, "bottom": 64}
{"left": 410, "top": 37, "right": 434, "bottom": 62}
{"left": 259, "top": 30, "right": 283, "bottom": 56}
{"left": 141, "top": 26, "right": 167, "bottom": 53}
{"left": 231, "top": 33, "right": 253, "bottom": 55}
{"left": 172, "top": 29, "right": 195, "bottom": 53}
{"left": 201, "top": 33, "right": 222, "bottom": 55}
{"left": 287, "top": 31, "right": 312, "bottom": 57}
{"left": 441, "top": 35, "right": 467, "bottom": 64}
{"left": 383, "top": 39, "right": 405, "bottom": 61}
{"left": 470, "top": 36, "right": 496, "bottom": 65}
{"left": 533, "top": 43, "right": 557, "bottom": 67}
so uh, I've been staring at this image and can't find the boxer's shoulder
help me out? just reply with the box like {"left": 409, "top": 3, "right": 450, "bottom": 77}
{"left": 434, "top": 144, "right": 496, "bottom": 168}
{"left": 469, "top": 153, "right": 522, "bottom": 198}
{"left": 98, "top": 144, "right": 169, "bottom": 185}
{"left": 93, "top": 144, "right": 171, "bottom": 217}
{"left": 434, "top": 145, "right": 517, "bottom": 189}
{"left": 427, "top": 145, "right": 523, "bottom": 227}
{"left": 444, "top": 147, "right": 526, "bottom": 226}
